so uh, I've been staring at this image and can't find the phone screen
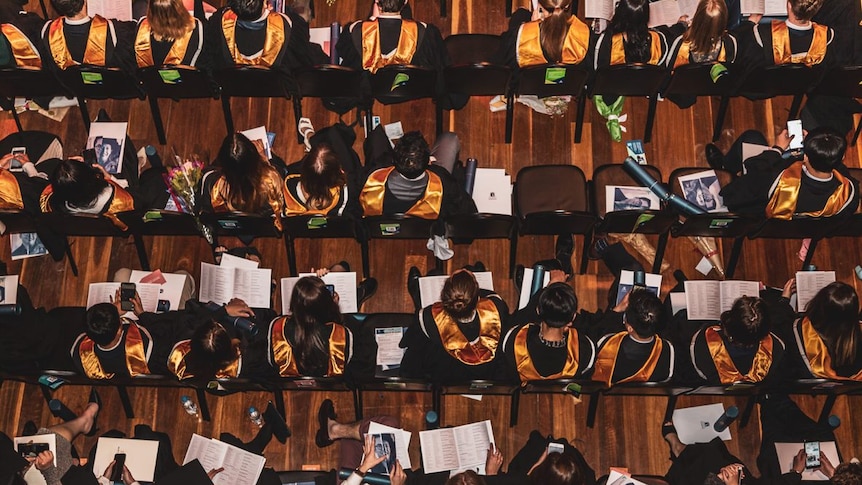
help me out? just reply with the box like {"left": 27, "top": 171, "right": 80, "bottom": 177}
{"left": 788, "top": 119, "right": 804, "bottom": 150}
{"left": 120, "top": 283, "right": 136, "bottom": 312}
{"left": 325, "top": 284, "right": 335, "bottom": 295}
{"left": 805, "top": 441, "right": 821, "bottom": 469}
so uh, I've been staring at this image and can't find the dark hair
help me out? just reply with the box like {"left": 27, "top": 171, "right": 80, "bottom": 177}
{"left": 148, "top": 0, "right": 195, "bottom": 42}
{"left": 609, "top": 0, "right": 651, "bottom": 63}
{"left": 806, "top": 281, "right": 862, "bottom": 371}
{"left": 377, "top": 0, "right": 407, "bottom": 13}
{"left": 228, "top": 0, "right": 263, "bottom": 20}
{"left": 446, "top": 471, "right": 487, "bottom": 485}
{"left": 832, "top": 463, "right": 862, "bottom": 485}
{"left": 441, "top": 270, "right": 480, "bottom": 321}
{"left": 50, "top": 159, "right": 110, "bottom": 210}
{"left": 300, "top": 143, "right": 346, "bottom": 211}
{"left": 625, "top": 289, "right": 664, "bottom": 338}
{"left": 214, "top": 133, "right": 281, "bottom": 214}
{"left": 684, "top": 0, "right": 727, "bottom": 56}
{"left": 538, "top": 0, "right": 574, "bottom": 63}
{"left": 187, "top": 321, "right": 237, "bottom": 378}
{"left": 288, "top": 276, "right": 342, "bottom": 376}
{"left": 803, "top": 127, "right": 847, "bottom": 173}
{"left": 393, "top": 131, "right": 430, "bottom": 179}
{"left": 50, "top": 0, "right": 84, "bottom": 17}
{"left": 529, "top": 450, "right": 586, "bottom": 485}
{"left": 788, "top": 0, "right": 823, "bottom": 21}
{"left": 85, "top": 303, "right": 121, "bottom": 347}
{"left": 720, "top": 296, "right": 771, "bottom": 348}
{"left": 539, "top": 283, "right": 578, "bottom": 328}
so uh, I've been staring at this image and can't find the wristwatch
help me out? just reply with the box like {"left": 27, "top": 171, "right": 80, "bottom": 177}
{"left": 353, "top": 468, "right": 367, "bottom": 478}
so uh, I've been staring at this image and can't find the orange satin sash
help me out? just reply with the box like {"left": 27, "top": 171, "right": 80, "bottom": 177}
{"left": 764, "top": 162, "right": 854, "bottom": 220}
{"left": 134, "top": 18, "right": 193, "bottom": 67}
{"left": 703, "top": 325, "right": 773, "bottom": 384}
{"left": 221, "top": 10, "right": 285, "bottom": 67}
{"left": 361, "top": 19, "right": 418, "bottom": 73}
{"left": 359, "top": 167, "right": 443, "bottom": 219}
{"left": 799, "top": 317, "right": 862, "bottom": 381}
{"left": 512, "top": 324, "right": 580, "bottom": 382}
{"left": 283, "top": 174, "right": 341, "bottom": 216}
{"left": 167, "top": 339, "right": 240, "bottom": 380}
{"left": 672, "top": 39, "right": 726, "bottom": 69}
{"left": 431, "top": 298, "right": 501, "bottom": 365}
{"left": 269, "top": 317, "right": 347, "bottom": 376}
{"left": 609, "top": 31, "right": 663, "bottom": 65}
{"left": 1, "top": 24, "right": 41, "bottom": 68}
{"left": 770, "top": 21, "right": 827, "bottom": 66}
{"left": 0, "top": 170, "right": 24, "bottom": 210}
{"left": 40, "top": 180, "right": 135, "bottom": 230}
{"left": 48, "top": 15, "right": 108, "bottom": 69}
{"left": 77, "top": 322, "right": 151, "bottom": 379}
{"left": 592, "top": 331, "right": 664, "bottom": 385}
{"left": 516, "top": 16, "right": 590, "bottom": 67}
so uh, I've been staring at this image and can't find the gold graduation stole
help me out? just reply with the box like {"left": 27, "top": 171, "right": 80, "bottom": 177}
{"left": 770, "top": 21, "right": 828, "bottom": 66}
{"left": 359, "top": 166, "right": 443, "bottom": 219}
{"left": 764, "top": 162, "right": 854, "bottom": 220}
{"left": 134, "top": 18, "right": 194, "bottom": 67}
{"left": 269, "top": 317, "right": 347, "bottom": 376}
{"left": 77, "top": 322, "right": 151, "bottom": 379}
{"left": 592, "top": 331, "right": 664, "bottom": 386}
{"left": 221, "top": 10, "right": 285, "bottom": 67}
{"left": 283, "top": 174, "right": 341, "bottom": 216}
{"left": 799, "top": 317, "right": 862, "bottom": 381}
{"left": 431, "top": 298, "right": 501, "bottom": 365}
{"left": 609, "top": 31, "right": 663, "bottom": 65}
{"left": 40, "top": 180, "right": 135, "bottom": 230}
{"left": 516, "top": 16, "right": 590, "bottom": 67}
{"left": 48, "top": 15, "right": 109, "bottom": 69}
{"left": 1, "top": 24, "right": 41, "bottom": 68}
{"left": 361, "top": 19, "right": 418, "bottom": 73}
{"left": 167, "top": 340, "right": 240, "bottom": 380}
{"left": 513, "top": 324, "right": 580, "bottom": 382}
{"left": 672, "top": 39, "right": 726, "bottom": 69}
{"left": 0, "top": 170, "right": 24, "bottom": 210}
{"left": 703, "top": 325, "right": 773, "bottom": 384}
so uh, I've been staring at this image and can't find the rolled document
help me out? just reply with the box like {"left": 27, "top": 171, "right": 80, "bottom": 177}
{"left": 622, "top": 157, "right": 706, "bottom": 216}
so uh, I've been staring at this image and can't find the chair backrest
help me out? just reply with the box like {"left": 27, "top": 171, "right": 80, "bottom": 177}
{"left": 668, "top": 166, "right": 734, "bottom": 212}
{"left": 0, "top": 210, "right": 38, "bottom": 234}
{"left": 369, "top": 65, "right": 437, "bottom": 104}
{"left": 593, "top": 163, "right": 663, "bottom": 217}
{"left": 138, "top": 65, "right": 218, "bottom": 100}
{"left": 444, "top": 34, "right": 502, "bottom": 65}
{"left": 663, "top": 62, "right": 732, "bottom": 97}
{"left": 119, "top": 210, "right": 203, "bottom": 236}
{"left": 363, "top": 214, "right": 437, "bottom": 239}
{"left": 515, "top": 165, "right": 590, "bottom": 217}
{"left": 0, "top": 130, "right": 62, "bottom": 157}
{"left": 41, "top": 211, "right": 128, "bottom": 236}
{"left": 282, "top": 215, "right": 360, "bottom": 240}
{"left": 444, "top": 214, "right": 516, "bottom": 239}
{"left": 0, "top": 68, "right": 71, "bottom": 99}
{"left": 517, "top": 63, "right": 589, "bottom": 97}
{"left": 591, "top": 64, "right": 668, "bottom": 96}
{"left": 199, "top": 212, "right": 281, "bottom": 237}
{"left": 811, "top": 66, "right": 862, "bottom": 97}
{"left": 736, "top": 63, "right": 823, "bottom": 97}
{"left": 444, "top": 64, "right": 511, "bottom": 97}
{"left": 59, "top": 65, "right": 144, "bottom": 100}
{"left": 294, "top": 65, "right": 363, "bottom": 98}
{"left": 214, "top": 66, "right": 292, "bottom": 98}
{"left": 750, "top": 217, "right": 840, "bottom": 240}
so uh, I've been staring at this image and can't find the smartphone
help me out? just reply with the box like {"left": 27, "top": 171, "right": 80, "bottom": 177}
{"left": 83, "top": 148, "right": 98, "bottom": 165}
{"left": 111, "top": 453, "right": 126, "bottom": 482}
{"left": 805, "top": 441, "right": 821, "bottom": 469}
{"left": 325, "top": 284, "right": 335, "bottom": 295}
{"left": 120, "top": 282, "right": 136, "bottom": 312}
{"left": 9, "top": 147, "right": 26, "bottom": 170}
{"left": 18, "top": 442, "right": 49, "bottom": 458}
{"left": 788, "top": 119, "right": 804, "bottom": 151}
{"left": 547, "top": 442, "right": 565, "bottom": 455}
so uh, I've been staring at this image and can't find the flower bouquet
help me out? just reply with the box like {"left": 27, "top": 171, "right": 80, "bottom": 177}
{"left": 163, "top": 155, "right": 213, "bottom": 244}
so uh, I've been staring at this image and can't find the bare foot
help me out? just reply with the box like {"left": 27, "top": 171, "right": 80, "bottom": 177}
{"left": 81, "top": 402, "right": 99, "bottom": 435}
{"left": 662, "top": 422, "right": 686, "bottom": 458}
{"left": 326, "top": 417, "right": 337, "bottom": 441}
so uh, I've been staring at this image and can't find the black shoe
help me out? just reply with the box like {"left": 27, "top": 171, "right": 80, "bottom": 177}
{"left": 22, "top": 420, "right": 37, "bottom": 436}
{"left": 705, "top": 143, "right": 725, "bottom": 171}
{"left": 315, "top": 399, "right": 336, "bottom": 448}
{"left": 472, "top": 261, "right": 486, "bottom": 273}
{"left": 48, "top": 399, "right": 77, "bottom": 422}
{"left": 673, "top": 270, "right": 688, "bottom": 285}
{"left": 588, "top": 234, "right": 610, "bottom": 261}
{"left": 332, "top": 260, "right": 351, "bottom": 273}
{"left": 96, "top": 108, "right": 111, "bottom": 122}
{"left": 407, "top": 266, "right": 421, "bottom": 311}
{"left": 555, "top": 234, "right": 574, "bottom": 276}
{"left": 263, "top": 401, "right": 291, "bottom": 444}
{"left": 357, "top": 278, "right": 378, "bottom": 308}
{"left": 514, "top": 264, "right": 525, "bottom": 291}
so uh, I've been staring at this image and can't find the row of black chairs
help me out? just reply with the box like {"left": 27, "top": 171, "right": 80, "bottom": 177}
{"left": 4, "top": 34, "right": 860, "bottom": 146}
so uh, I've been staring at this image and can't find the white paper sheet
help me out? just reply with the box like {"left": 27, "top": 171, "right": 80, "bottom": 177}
{"left": 719, "top": 280, "right": 761, "bottom": 313}
{"left": 375, "top": 327, "right": 406, "bottom": 369}
{"left": 200, "top": 262, "right": 271, "bottom": 308}
{"left": 672, "top": 403, "right": 732, "bottom": 444}
{"left": 648, "top": 0, "right": 682, "bottom": 27}
{"left": 92, "top": 437, "right": 160, "bottom": 482}
{"left": 607, "top": 470, "right": 650, "bottom": 485}
{"left": 418, "top": 272, "right": 494, "bottom": 308}
{"left": 86, "top": 122, "right": 128, "bottom": 175}
{"left": 683, "top": 280, "right": 760, "bottom": 320}
{"left": 367, "top": 421, "right": 412, "bottom": 469}
{"left": 281, "top": 272, "right": 359, "bottom": 313}
{"left": 86, "top": 0, "right": 133, "bottom": 20}
{"left": 517, "top": 268, "right": 551, "bottom": 310}
{"left": 677, "top": 170, "right": 727, "bottom": 213}
{"left": 220, "top": 253, "right": 260, "bottom": 269}
{"left": 129, "top": 270, "right": 187, "bottom": 312}
{"left": 0, "top": 275, "right": 19, "bottom": 304}
{"left": 616, "top": 270, "right": 662, "bottom": 306}
{"left": 13, "top": 434, "right": 56, "bottom": 466}
{"left": 795, "top": 271, "right": 836, "bottom": 312}
{"left": 585, "top": 0, "right": 615, "bottom": 19}
{"left": 419, "top": 420, "right": 495, "bottom": 475}
{"left": 774, "top": 441, "right": 839, "bottom": 481}
{"left": 183, "top": 434, "right": 265, "bottom": 485}
{"left": 86, "top": 282, "right": 163, "bottom": 313}
{"left": 472, "top": 168, "right": 512, "bottom": 215}
{"left": 241, "top": 126, "right": 272, "bottom": 160}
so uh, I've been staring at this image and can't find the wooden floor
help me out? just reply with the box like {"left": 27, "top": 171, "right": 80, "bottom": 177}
{"left": 2, "top": 0, "right": 862, "bottom": 478}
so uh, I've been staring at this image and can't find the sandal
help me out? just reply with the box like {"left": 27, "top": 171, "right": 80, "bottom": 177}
{"left": 315, "top": 399, "right": 336, "bottom": 448}
{"left": 661, "top": 421, "right": 678, "bottom": 461}
{"left": 298, "top": 118, "right": 315, "bottom": 153}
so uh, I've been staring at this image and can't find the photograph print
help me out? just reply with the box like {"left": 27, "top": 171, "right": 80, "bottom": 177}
{"left": 677, "top": 170, "right": 727, "bottom": 213}
{"left": 606, "top": 186, "right": 661, "bottom": 213}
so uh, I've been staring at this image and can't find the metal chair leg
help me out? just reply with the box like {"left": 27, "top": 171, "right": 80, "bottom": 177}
{"left": 285, "top": 235, "right": 297, "bottom": 276}
{"left": 643, "top": 95, "right": 658, "bottom": 143}
{"left": 133, "top": 235, "right": 150, "bottom": 271}
{"left": 652, "top": 232, "right": 669, "bottom": 274}
{"left": 65, "top": 240, "right": 79, "bottom": 277}
{"left": 508, "top": 234, "right": 517, "bottom": 279}
{"left": 712, "top": 96, "right": 729, "bottom": 142}
{"left": 353, "top": 387, "right": 363, "bottom": 420}
{"left": 574, "top": 94, "right": 587, "bottom": 143}
{"left": 726, "top": 237, "right": 744, "bottom": 279}
{"left": 117, "top": 386, "right": 135, "bottom": 419}
{"left": 586, "top": 392, "right": 600, "bottom": 428}
{"left": 818, "top": 394, "right": 838, "bottom": 424}
{"left": 148, "top": 97, "right": 167, "bottom": 145}
{"left": 509, "top": 389, "right": 520, "bottom": 427}
{"left": 273, "top": 389, "right": 286, "bottom": 417}
{"left": 221, "top": 96, "right": 234, "bottom": 134}
{"left": 740, "top": 394, "right": 757, "bottom": 428}
{"left": 195, "top": 387, "right": 211, "bottom": 422}
{"left": 801, "top": 238, "right": 819, "bottom": 269}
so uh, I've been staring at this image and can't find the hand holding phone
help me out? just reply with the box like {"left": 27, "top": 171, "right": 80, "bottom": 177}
{"left": 787, "top": 119, "right": 804, "bottom": 151}
{"left": 805, "top": 441, "right": 821, "bottom": 469}
{"left": 119, "top": 283, "right": 136, "bottom": 312}
{"left": 110, "top": 453, "right": 126, "bottom": 482}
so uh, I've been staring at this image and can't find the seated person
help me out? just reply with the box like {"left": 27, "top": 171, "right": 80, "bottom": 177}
{"left": 336, "top": 0, "right": 445, "bottom": 72}
{"left": 71, "top": 292, "right": 155, "bottom": 379}
{"left": 134, "top": 0, "right": 206, "bottom": 68}
{"left": 268, "top": 276, "right": 358, "bottom": 378}
{"left": 0, "top": 9, "right": 45, "bottom": 69}
{"left": 40, "top": 0, "right": 135, "bottom": 71}
{"left": 283, "top": 143, "right": 353, "bottom": 217}
{"left": 499, "top": 0, "right": 593, "bottom": 69}
{"left": 502, "top": 283, "right": 597, "bottom": 383}
{"left": 205, "top": 0, "right": 313, "bottom": 71}
{"left": 719, "top": 127, "right": 859, "bottom": 218}
{"left": 667, "top": 0, "right": 737, "bottom": 69}
{"left": 401, "top": 269, "right": 511, "bottom": 384}
{"left": 198, "top": 132, "right": 285, "bottom": 231}
{"left": 790, "top": 281, "right": 862, "bottom": 380}
{"left": 592, "top": 290, "right": 675, "bottom": 385}
{"left": 594, "top": 0, "right": 683, "bottom": 69}
{"left": 40, "top": 158, "right": 137, "bottom": 230}
{"left": 690, "top": 296, "right": 786, "bottom": 385}
{"left": 736, "top": 0, "right": 834, "bottom": 68}
{"left": 0, "top": 148, "right": 54, "bottom": 213}
{"left": 359, "top": 130, "right": 476, "bottom": 220}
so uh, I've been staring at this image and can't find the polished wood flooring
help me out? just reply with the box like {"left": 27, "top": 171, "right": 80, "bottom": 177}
{"left": 2, "top": 0, "right": 862, "bottom": 478}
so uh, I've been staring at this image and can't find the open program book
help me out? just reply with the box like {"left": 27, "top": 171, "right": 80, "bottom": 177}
{"left": 419, "top": 420, "right": 495, "bottom": 475}
{"left": 183, "top": 434, "right": 265, "bottom": 485}
{"left": 684, "top": 280, "right": 760, "bottom": 320}
{"left": 199, "top": 262, "right": 272, "bottom": 308}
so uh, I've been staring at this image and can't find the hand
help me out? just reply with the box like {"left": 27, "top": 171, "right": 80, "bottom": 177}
{"left": 548, "top": 269, "right": 568, "bottom": 284}
{"left": 131, "top": 291, "right": 144, "bottom": 315}
{"left": 225, "top": 298, "right": 254, "bottom": 318}
{"left": 678, "top": 14, "right": 691, "bottom": 25}
{"left": 747, "top": 13, "right": 763, "bottom": 23}
{"left": 782, "top": 278, "right": 797, "bottom": 299}
{"left": 22, "top": 161, "right": 48, "bottom": 180}
{"left": 792, "top": 449, "right": 806, "bottom": 474}
{"left": 332, "top": 291, "right": 340, "bottom": 305}
{"left": 527, "top": 450, "right": 548, "bottom": 476}
{"left": 34, "top": 450, "right": 53, "bottom": 471}
{"left": 358, "top": 435, "right": 387, "bottom": 474}
{"left": 93, "top": 162, "right": 111, "bottom": 180}
{"left": 613, "top": 291, "right": 630, "bottom": 313}
{"left": 775, "top": 129, "right": 793, "bottom": 152}
{"left": 207, "top": 467, "right": 225, "bottom": 480}
{"left": 389, "top": 460, "right": 407, "bottom": 485}
{"left": 312, "top": 267, "right": 329, "bottom": 278}
{"left": 718, "top": 464, "right": 743, "bottom": 485}
{"left": 485, "top": 444, "right": 504, "bottom": 475}
{"left": 102, "top": 460, "right": 116, "bottom": 479}
{"left": 112, "top": 289, "right": 124, "bottom": 314}
{"left": 122, "top": 465, "right": 136, "bottom": 485}
{"left": 818, "top": 451, "right": 835, "bottom": 478}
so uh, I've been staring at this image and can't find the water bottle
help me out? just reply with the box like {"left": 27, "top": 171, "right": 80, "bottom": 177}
{"left": 248, "top": 406, "right": 263, "bottom": 427}
{"left": 425, "top": 410, "right": 439, "bottom": 430}
{"left": 181, "top": 395, "right": 198, "bottom": 417}
{"left": 464, "top": 158, "right": 478, "bottom": 195}
{"left": 713, "top": 406, "right": 739, "bottom": 432}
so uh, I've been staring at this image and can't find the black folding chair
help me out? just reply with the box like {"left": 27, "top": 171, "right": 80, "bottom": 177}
{"left": 445, "top": 214, "right": 518, "bottom": 278}
{"left": 508, "top": 63, "right": 589, "bottom": 143}
{"left": 281, "top": 215, "right": 368, "bottom": 277}
{"left": 442, "top": 34, "right": 512, "bottom": 131}
{"left": 0, "top": 67, "right": 74, "bottom": 131}
{"left": 588, "top": 64, "right": 669, "bottom": 143}
{"left": 662, "top": 62, "right": 734, "bottom": 138}
{"left": 213, "top": 66, "right": 296, "bottom": 136}
{"left": 57, "top": 65, "right": 146, "bottom": 131}
{"left": 368, "top": 65, "right": 441, "bottom": 134}
{"left": 138, "top": 65, "right": 219, "bottom": 145}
